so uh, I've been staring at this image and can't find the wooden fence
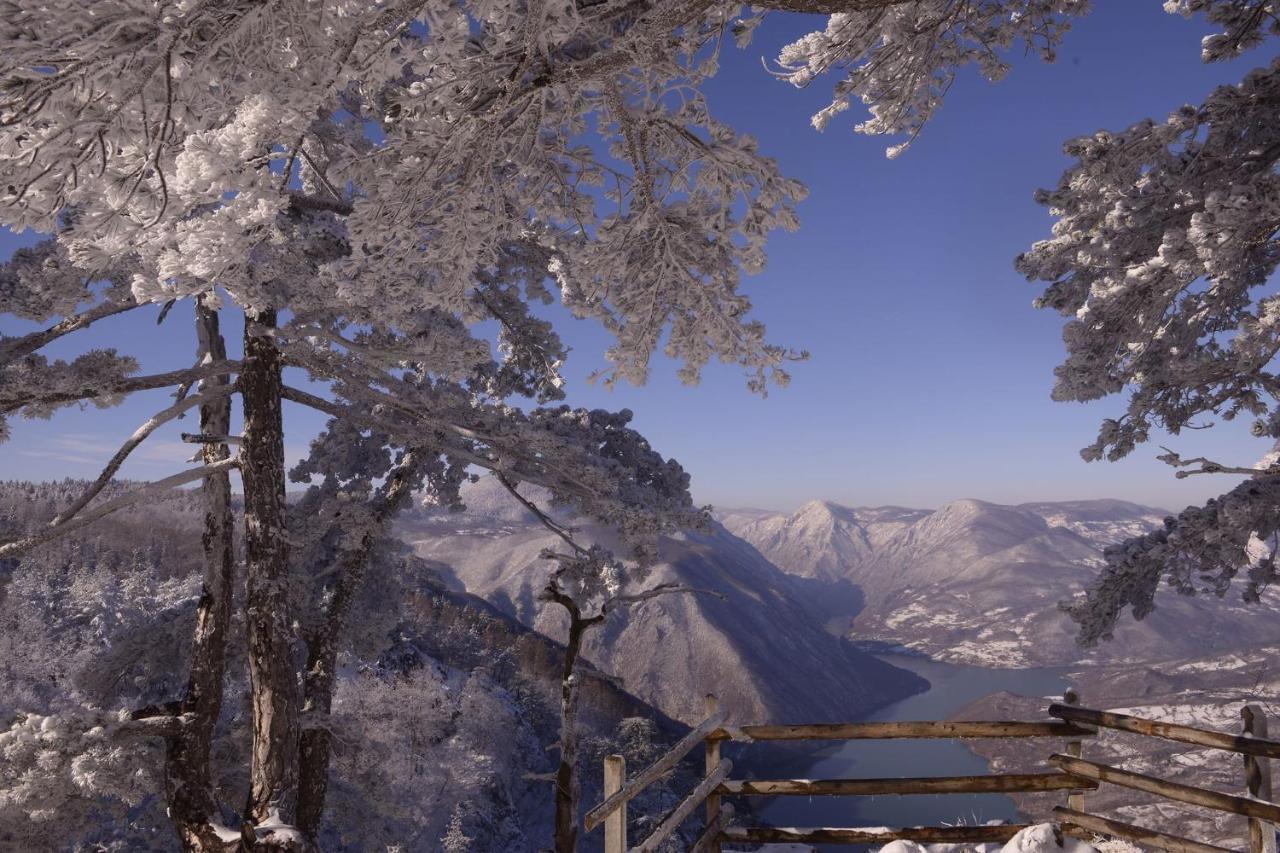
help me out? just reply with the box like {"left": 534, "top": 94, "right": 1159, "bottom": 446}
{"left": 582, "top": 691, "right": 1280, "bottom": 853}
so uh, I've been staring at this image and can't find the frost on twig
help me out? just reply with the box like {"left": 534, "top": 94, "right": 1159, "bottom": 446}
{"left": 1156, "top": 446, "right": 1280, "bottom": 479}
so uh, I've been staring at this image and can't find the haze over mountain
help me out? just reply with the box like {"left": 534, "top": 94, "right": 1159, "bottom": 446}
{"left": 397, "top": 478, "right": 926, "bottom": 725}
{"left": 721, "top": 497, "right": 1278, "bottom": 667}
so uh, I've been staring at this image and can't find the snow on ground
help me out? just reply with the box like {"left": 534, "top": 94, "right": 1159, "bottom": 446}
{"left": 726, "top": 824, "right": 1143, "bottom": 853}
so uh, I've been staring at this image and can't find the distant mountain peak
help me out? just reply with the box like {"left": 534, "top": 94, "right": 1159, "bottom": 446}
{"left": 790, "top": 498, "right": 850, "bottom": 525}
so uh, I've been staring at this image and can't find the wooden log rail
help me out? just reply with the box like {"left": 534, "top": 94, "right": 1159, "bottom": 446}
{"left": 630, "top": 758, "right": 731, "bottom": 853}
{"left": 1050, "top": 703, "right": 1280, "bottom": 759}
{"left": 688, "top": 803, "right": 732, "bottom": 853}
{"left": 720, "top": 772, "right": 1096, "bottom": 797}
{"left": 583, "top": 703, "right": 726, "bottom": 834}
{"left": 721, "top": 823, "right": 1034, "bottom": 845}
{"left": 1044, "top": 703, "right": 1280, "bottom": 853}
{"left": 1055, "top": 807, "right": 1233, "bottom": 853}
{"left": 1243, "top": 705, "right": 1277, "bottom": 853}
{"left": 708, "top": 719, "right": 1094, "bottom": 742}
{"left": 1049, "top": 753, "right": 1280, "bottom": 823}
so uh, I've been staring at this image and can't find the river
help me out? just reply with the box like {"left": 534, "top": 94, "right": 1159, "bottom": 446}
{"left": 730, "top": 654, "right": 1074, "bottom": 850}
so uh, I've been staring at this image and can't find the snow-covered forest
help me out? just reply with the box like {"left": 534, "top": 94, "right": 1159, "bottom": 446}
{"left": 1, "top": 1, "right": 1279, "bottom": 851}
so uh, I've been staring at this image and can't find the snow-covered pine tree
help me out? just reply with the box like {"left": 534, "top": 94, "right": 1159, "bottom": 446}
{"left": 0, "top": 1, "right": 1097, "bottom": 848}
{"left": 1018, "top": 1, "right": 1280, "bottom": 644}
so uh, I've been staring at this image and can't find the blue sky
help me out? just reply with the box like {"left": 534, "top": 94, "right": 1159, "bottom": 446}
{"left": 3, "top": 4, "right": 1277, "bottom": 513}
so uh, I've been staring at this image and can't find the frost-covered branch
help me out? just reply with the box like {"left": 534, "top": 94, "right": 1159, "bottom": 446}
{"left": 1065, "top": 472, "right": 1280, "bottom": 646}
{"left": 0, "top": 359, "right": 241, "bottom": 417}
{"left": 496, "top": 472, "right": 585, "bottom": 555}
{"left": 1156, "top": 446, "right": 1280, "bottom": 479}
{"left": 602, "top": 581, "right": 726, "bottom": 615}
{"left": 1019, "top": 4, "right": 1280, "bottom": 640}
{"left": 0, "top": 299, "right": 140, "bottom": 365}
{"left": 279, "top": 384, "right": 503, "bottom": 474}
{"left": 52, "top": 384, "right": 237, "bottom": 526}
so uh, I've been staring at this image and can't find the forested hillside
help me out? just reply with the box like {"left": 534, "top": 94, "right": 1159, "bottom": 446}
{"left": 0, "top": 481, "right": 701, "bottom": 851}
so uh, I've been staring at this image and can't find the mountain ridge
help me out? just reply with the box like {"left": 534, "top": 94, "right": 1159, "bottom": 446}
{"left": 719, "top": 495, "right": 1276, "bottom": 667}
{"left": 397, "top": 478, "right": 927, "bottom": 725}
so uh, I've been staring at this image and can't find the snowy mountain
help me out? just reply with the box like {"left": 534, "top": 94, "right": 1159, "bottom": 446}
{"left": 720, "top": 497, "right": 1279, "bottom": 667}
{"left": 397, "top": 479, "right": 927, "bottom": 725}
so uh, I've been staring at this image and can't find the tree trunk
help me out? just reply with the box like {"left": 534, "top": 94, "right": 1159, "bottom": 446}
{"left": 161, "top": 301, "right": 237, "bottom": 851}
{"left": 555, "top": 609, "right": 590, "bottom": 853}
{"left": 297, "top": 454, "right": 419, "bottom": 839}
{"left": 240, "top": 309, "right": 301, "bottom": 836}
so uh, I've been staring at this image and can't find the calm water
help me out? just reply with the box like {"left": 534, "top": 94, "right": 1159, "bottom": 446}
{"left": 731, "top": 655, "right": 1072, "bottom": 849}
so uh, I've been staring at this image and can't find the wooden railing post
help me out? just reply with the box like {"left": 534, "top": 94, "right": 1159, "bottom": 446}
{"left": 1063, "top": 688, "right": 1086, "bottom": 812}
{"left": 704, "top": 694, "right": 723, "bottom": 853}
{"left": 1243, "top": 705, "right": 1276, "bottom": 853}
{"left": 603, "top": 754, "right": 626, "bottom": 853}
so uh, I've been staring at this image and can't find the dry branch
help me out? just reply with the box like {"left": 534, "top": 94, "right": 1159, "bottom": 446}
{"left": 0, "top": 458, "right": 240, "bottom": 557}
{"left": 52, "top": 384, "right": 236, "bottom": 525}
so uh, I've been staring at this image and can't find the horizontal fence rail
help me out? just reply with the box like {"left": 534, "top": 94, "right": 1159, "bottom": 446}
{"left": 720, "top": 772, "right": 1096, "bottom": 797}
{"left": 1050, "top": 704, "right": 1280, "bottom": 759}
{"left": 721, "top": 823, "right": 1035, "bottom": 845}
{"left": 711, "top": 719, "right": 1095, "bottom": 742}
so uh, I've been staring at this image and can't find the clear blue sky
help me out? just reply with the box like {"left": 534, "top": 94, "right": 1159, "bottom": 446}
{"left": 3, "top": 4, "right": 1276, "bottom": 513}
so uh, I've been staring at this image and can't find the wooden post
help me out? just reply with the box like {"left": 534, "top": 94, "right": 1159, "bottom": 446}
{"left": 704, "top": 694, "right": 723, "bottom": 853}
{"left": 1063, "top": 688, "right": 1085, "bottom": 812}
{"left": 1243, "top": 705, "right": 1276, "bottom": 853}
{"left": 603, "top": 754, "right": 626, "bottom": 853}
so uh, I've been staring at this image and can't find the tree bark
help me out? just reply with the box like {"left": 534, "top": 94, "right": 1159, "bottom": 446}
{"left": 240, "top": 309, "right": 302, "bottom": 835}
{"left": 161, "top": 301, "right": 237, "bottom": 851}
{"left": 553, "top": 600, "right": 598, "bottom": 853}
{"left": 297, "top": 454, "right": 419, "bottom": 840}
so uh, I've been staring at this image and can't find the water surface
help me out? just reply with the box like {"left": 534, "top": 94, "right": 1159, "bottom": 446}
{"left": 732, "top": 655, "right": 1072, "bottom": 850}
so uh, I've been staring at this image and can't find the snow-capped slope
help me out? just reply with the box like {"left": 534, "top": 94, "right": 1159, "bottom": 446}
{"left": 721, "top": 497, "right": 1277, "bottom": 667}
{"left": 722, "top": 500, "right": 928, "bottom": 581}
{"left": 397, "top": 480, "right": 926, "bottom": 725}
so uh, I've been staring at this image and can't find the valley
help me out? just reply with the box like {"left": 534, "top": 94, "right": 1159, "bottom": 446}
{"left": 402, "top": 483, "right": 1280, "bottom": 849}
{"left": 397, "top": 478, "right": 927, "bottom": 726}
{"left": 4, "top": 477, "right": 1275, "bottom": 850}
